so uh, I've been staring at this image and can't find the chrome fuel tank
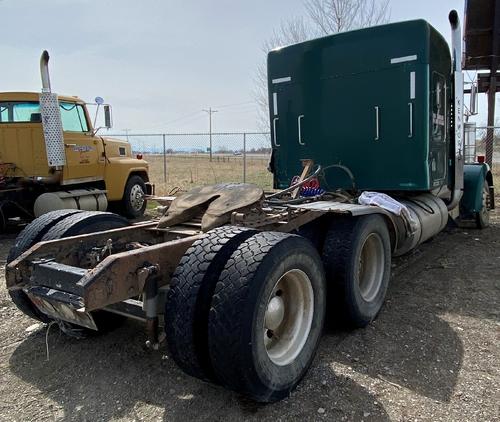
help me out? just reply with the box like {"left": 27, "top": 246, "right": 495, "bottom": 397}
{"left": 394, "top": 194, "right": 448, "bottom": 256}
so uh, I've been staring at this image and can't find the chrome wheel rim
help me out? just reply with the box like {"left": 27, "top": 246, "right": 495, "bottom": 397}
{"left": 358, "top": 233, "right": 385, "bottom": 302}
{"left": 130, "top": 184, "right": 145, "bottom": 212}
{"left": 263, "top": 269, "right": 314, "bottom": 366}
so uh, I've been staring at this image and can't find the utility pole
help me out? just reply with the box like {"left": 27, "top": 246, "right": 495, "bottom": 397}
{"left": 486, "top": 0, "right": 500, "bottom": 166}
{"left": 123, "top": 128, "right": 131, "bottom": 142}
{"left": 202, "top": 108, "right": 218, "bottom": 161}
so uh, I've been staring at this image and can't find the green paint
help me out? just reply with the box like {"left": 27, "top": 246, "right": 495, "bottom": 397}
{"left": 461, "top": 163, "right": 488, "bottom": 215}
{"left": 268, "top": 20, "right": 452, "bottom": 193}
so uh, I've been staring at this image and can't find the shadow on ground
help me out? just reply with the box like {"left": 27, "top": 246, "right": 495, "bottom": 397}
{"left": 9, "top": 319, "right": 389, "bottom": 421}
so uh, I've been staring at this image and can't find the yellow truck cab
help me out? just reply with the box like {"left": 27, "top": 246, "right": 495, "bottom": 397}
{"left": 0, "top": 52, "right": 152, "bottom": 230}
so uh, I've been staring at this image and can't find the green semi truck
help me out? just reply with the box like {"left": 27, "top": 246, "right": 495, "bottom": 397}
{"left": 5, "top": 10, "right": 493, "bottom": 402}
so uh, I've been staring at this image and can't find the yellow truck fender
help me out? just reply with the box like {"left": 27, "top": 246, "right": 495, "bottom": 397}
{"left": 104, "top": 157, "right": 149, "bottom": 201}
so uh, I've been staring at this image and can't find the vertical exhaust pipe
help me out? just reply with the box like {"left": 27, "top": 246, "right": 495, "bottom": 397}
{"left": 447, "top": 10, "right": 464, "bottom": 210}
{"left": 449, "top": 10, "right": 462, "bottom": 72}
{"left": 38, "top": 49, "right": 66, "bottom": 169}
{"left": 40, "top": 50, "right": 51, "bottom": 93}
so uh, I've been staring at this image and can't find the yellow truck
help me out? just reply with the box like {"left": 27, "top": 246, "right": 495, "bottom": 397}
{"left": 0, "top": 51, "right": 152, "bottom": 231}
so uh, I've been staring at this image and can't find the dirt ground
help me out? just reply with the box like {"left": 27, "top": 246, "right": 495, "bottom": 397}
{"left": 0, "top": 211, "right": 499, "bottom": 421}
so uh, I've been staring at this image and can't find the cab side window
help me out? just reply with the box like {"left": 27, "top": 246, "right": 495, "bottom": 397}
{"left": 0, "top": 102, "right": 41, "bottom": 123}
{"left": 60, "top": 102, "right": 89, "bottom": 132}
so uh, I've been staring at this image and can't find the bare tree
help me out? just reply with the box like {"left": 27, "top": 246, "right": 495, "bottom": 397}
{"left": 305, "top": 0, "right": 390, "bottom": 34}
{"left": 254, "top": 16, "right": 315, "bottom": 130}
{"left": 255, "top": 0, "right": 390, "bottom": 130}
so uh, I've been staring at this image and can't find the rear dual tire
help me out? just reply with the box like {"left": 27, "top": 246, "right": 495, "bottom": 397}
{"left": 7, "top": 209, "right": 85, "bottom": 323}
{"left": 166, "top": 229, "right": 326, "bottom": 402}
{"left": 6, "top": 210, "right": 129, "bottom": 333}
{"left": 322, "top": 214, "right": 391, "bottom": 328}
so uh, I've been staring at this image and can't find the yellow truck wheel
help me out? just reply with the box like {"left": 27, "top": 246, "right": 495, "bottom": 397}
{"left": 121, "top": 175, "right": 147, "bottom": 218}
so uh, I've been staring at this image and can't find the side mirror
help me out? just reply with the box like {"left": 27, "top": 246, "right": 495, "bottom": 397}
{"left": 470, "top": 83, "right": 478, "bottom": 115}
{"left": 104, "top": 105, "right": 113, "bottom": 129}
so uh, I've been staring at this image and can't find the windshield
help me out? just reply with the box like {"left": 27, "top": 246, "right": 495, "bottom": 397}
{"left": 0, "top": 101, "right": 89, "bottom": 132}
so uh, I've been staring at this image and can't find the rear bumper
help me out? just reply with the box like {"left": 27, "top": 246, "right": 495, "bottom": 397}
{"left": 26, "top": 286, "right": 97, "bottom": 330}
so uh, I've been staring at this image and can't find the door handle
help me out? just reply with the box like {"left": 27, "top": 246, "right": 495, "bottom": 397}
{"left": 408, "top": 102, "right": 413, "bottom": 138}
{"left": 374, "top": 106, "right": 380, "bottom": 141}
{"left": 65, "top": 143, "right": 77, "bottom": 147}
{"left": 273, "top": 117, "right": 280, "bottom": 147}
{"left": 298, "top": 115, "right": 305, "bottom": 145}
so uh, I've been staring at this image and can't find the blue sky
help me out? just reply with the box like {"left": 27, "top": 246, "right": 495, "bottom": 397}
{"left": 1, "top": 0, "right": 492, "bottom": 134}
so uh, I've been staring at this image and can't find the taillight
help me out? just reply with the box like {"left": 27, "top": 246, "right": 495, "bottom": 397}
{"left": 136, "top": 154, "right": 143, "bottom": 160}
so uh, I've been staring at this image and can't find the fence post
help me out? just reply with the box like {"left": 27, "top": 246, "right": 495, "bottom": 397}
{"left": 243, "top": 133, "right": 247, "bottom": 183}
{"left": 162, "top": 134, "right": 167, "bottom": 183}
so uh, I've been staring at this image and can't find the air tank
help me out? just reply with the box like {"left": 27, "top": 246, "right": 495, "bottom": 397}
{"left": 34, "top": 188, "right": 108, "bottom": 217}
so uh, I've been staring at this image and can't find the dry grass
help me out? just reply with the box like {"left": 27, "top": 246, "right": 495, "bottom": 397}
{"left": 145, "top": 153, "right": 273, "bottom": 195}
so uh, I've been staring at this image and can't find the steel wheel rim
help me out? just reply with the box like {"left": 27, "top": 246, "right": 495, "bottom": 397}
{"left": 130, "top": 184, "right": 145, "bottom": 212}
{"left": 263, "top": 269, "right": 314, "bottom": 366}
{"left": 358, "top": 233, "right": 385, "bottom": 302}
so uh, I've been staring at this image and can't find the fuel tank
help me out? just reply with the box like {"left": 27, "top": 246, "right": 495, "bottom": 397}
{"left": 393, "top": 194, "right": 449, "bottom": 256}
{"left": 33, "top": 188, "right": 108, "bottom": 217}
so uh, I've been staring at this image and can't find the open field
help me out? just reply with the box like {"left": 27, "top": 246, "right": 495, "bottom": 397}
{"left": 144, "top": 154, "right": 273, "bottom": 195}
{"left": 0, "top": 164, "right": 498, "bottom": 421}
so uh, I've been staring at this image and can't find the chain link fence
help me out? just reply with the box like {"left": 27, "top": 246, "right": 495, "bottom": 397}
{"left": 475, "top": 126, "right": 500, "bottom": 166}
{"left": 107, "top": 132, "right": 272, "bottom": 195}
{"left": 108, "top": 128, "right": 499, "bottom": 196}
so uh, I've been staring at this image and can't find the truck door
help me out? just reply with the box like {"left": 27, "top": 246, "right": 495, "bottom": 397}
{"left": 60, "top": 102, "right": 104, "bottom": 183}
{"left": 429, "top": 72, "right": 448, "bottom": 186}
{"left": 271, "top": 82, "right": 308, "bottom": 188}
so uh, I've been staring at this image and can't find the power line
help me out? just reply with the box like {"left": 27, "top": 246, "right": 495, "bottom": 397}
{"left": 139, "top": 110, "right": 205, "bottom": 131}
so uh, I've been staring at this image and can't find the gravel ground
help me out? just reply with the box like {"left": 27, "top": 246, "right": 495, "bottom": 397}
{"left": 0, "top": 213, "right": 499, "bottom": 421}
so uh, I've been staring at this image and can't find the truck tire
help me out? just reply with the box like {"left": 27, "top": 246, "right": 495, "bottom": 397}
{"left": 6, "top": 209, "right": 84, "bottom": 323}
{"left": 42, "top": 211, "right": 129, "bottom": 240}
{"left": 121, "top": 175, "right": 147, "bottom": 219}
{"left": 7, "top": 210, "right": 84, "bottom": 263}
{"left": 476, "top": 180, "right": 490, "bottom": 229}
{"left": 165, "top": 226, "right": 257, "bottom": 381}
{"left": 322, "top": 214, "right": 391, "bottom": 328}
{"left": 208, "top": 232, "right": 326, "bottom": 402}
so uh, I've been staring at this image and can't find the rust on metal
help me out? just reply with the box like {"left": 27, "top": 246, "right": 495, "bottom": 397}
{"left": 158, "top": 183, "right": 264, "bottom": 231}
{"left": 82, "top": 234, "right": 203, "bottom": 311}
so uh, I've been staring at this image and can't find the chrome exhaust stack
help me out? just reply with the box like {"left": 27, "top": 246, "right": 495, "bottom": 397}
{"left": 447, "top": 10, "right": 464, "bottom": 211}
{"left": 38, "top": 50, "right": 66, "bottom": 167}
{"left": 40, "top": 50, "right": 52, "bottom": 93}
